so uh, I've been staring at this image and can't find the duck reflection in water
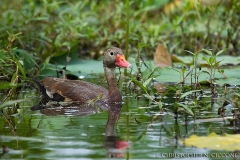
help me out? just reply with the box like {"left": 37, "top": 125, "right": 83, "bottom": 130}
{"left": 32, "top": 101, "right": 129, "bottom": 158}
{"left": 103, "top": 102, "right": 129, "bottom": 158}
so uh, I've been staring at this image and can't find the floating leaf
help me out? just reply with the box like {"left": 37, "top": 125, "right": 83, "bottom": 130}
{"left": 39, "top": 59, "right": 240, "bottom": 85}
{"left": 183, "top": 132, "right": 240, "bottom": 151}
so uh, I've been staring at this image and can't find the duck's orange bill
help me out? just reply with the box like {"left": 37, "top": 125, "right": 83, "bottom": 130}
{"left": 115, "top": 54, "right": 132, "bottom": 68}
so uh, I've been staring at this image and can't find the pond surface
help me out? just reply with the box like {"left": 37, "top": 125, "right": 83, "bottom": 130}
{"left": 0, "top": 76, "right": 240, "bottom": 160}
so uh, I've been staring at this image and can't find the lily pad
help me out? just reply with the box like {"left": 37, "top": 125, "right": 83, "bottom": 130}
{"left": 39, "top": 53, "right": 240, "bottom": 85}
{"left": 183, "top": 132, "right": 240, "bottom": 151}
{"left": 173, "top": 54, "right": 240, "bottom": 66}
{"left": 39, "top": 60, "right": 105, "bottom": 78}
{"left": 154, "top": 65, "right": 240, "bottom": 85}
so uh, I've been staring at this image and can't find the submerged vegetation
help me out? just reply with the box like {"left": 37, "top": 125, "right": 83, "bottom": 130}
{"left": 1, "top": 0, "right": 240, "bottom": 132}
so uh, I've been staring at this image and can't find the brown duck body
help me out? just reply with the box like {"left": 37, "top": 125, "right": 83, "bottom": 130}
{"left": 32, "top": 47, "right": 131, "bottom": 110}
{"left": 41, "top": 77, "right": 109, "bottom": 103}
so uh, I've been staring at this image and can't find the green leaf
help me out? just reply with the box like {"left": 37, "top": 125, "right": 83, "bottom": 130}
{"left": 202, "top": 56, "right": 207, "bottom": 61}
{"left": 180, "top": 90, "right": 201, "bottom": 99}
{"left": 142, "top": 66, "right": 158, "bottom": 80}
{"left": 135, "top": 127, "right": 148, "bottom": 141}
{"left": 158, "top": 100, "right": 163, "bottom": 110}
{"left": 0, "top": 82, "right": 22, "bottom": 90}
{"left": 216, "top": 49, "right": 225, "bottom": 56}
{"left": 0, "top": 99, "right": 30, "bottom": 109}
{"left": 176, "top": 14, "right": 185, "bottom": 25}
{"left": 209, "top": 57, "right": 215, "bottom": 65}
{"left": 202, "top": 70, "right": 210, "bottom": 75}
{"left": 202, "top": 49, "right": 213, "bottom": 55}
{"left": 16, "top": 60, "right": 26, "bottom": 78}
{"left": 143, "top": 78, "right": 153, "bottom": 88}
{"left": 44, "top": 56, "right": 51, "bottom": 65}
{"left": 214, "top": 60, "right": 221, "bottom": 67}
{"left": 184, "top": 50, "right": 195, "bottom": 55}
{"left": 177, "top": 103, "right": 194, "bottom": 116}
{"left": 153, "top": 67, "right": 161, "bottom": 78}
{"left": 172, "top": 68, "right": 181, "bottom": 74}
{"left": 170, "top": 42, "right": 180, "bottom": 53}
{"left": 218, "top": 69, "right": 224, "bottom": 74}
{"left": 181, "top": 66, "right": 186, "bottom": 74}
{"left": 131, "top": 79, "right": 148, "bottom": 93}
{"left": 11, "top": 72, "right": 17, "bottom": 83}
{"left": 173, "top": 102, "right": 179, "bottom": 110}
{"left": 137, "top": 43, "right": 148, "bottom": 51}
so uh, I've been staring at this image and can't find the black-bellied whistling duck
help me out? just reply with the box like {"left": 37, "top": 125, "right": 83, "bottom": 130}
{"left": 31, "top": 47, "right": 132, "bottom": 110}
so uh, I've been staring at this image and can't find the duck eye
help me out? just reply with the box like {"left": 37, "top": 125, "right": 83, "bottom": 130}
{"left": 110, "top": 51, "right": 114, "bottom": 55}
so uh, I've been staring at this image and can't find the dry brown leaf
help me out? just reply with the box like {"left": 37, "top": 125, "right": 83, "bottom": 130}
{"left": 154, "top": 43, "right": 172, "bottom": 68}
{"left": 154, "top": 82, "right": 167, "bottom": 93}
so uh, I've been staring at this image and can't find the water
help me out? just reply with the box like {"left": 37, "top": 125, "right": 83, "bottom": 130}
{"left": 0, "top": 80, "right": 240, "bottom": 159}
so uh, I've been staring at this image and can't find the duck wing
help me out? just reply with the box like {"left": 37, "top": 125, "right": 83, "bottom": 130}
{"left": 40, "top": 77, "right": 108, "bottom": 103}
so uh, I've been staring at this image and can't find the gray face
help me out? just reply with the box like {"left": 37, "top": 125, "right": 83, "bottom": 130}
{"left": 103, "top": 47, "right": 124, "bottom": 68}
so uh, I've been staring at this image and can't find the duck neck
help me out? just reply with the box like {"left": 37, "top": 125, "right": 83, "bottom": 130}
{"left": 104, "top": 67, "right": 121, "bottom": 101}
{"left": 104, "top": 67, "right": 118, "bottom": 93}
